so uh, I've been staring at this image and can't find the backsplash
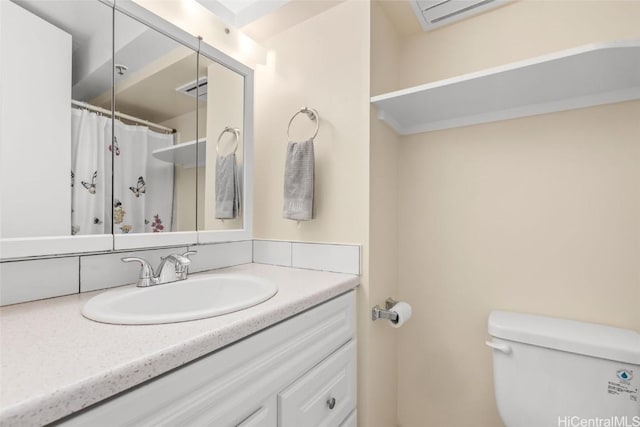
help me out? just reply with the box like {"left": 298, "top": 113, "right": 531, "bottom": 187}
{"left": 0, "top": 240, "right": 360, "bottom": 306}
{"left": 253, "top": 240, "right": 361, "bottom": 275}
{"left": 0, "top": 257, "right": 80, "bottom": 306}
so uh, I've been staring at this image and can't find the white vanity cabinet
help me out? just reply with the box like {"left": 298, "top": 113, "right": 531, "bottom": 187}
{"left": 60, "top": 291, "right": 356, "bottom": 427}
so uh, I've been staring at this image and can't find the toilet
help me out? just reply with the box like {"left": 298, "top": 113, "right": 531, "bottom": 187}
{"left": 487, "top": 311, "right": 640, "bottom": 427}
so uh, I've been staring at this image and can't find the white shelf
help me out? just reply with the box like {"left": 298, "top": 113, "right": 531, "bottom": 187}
{"left": 152, "top": 139, "right": 205, "bottom": 168}
{"left": 371, "top": 40, "right": 640, "bottom": 135}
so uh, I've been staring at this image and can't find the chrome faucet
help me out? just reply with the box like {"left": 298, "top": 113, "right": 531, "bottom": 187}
{"left": 122, "top": 251, "right": 197, "bottom": 287}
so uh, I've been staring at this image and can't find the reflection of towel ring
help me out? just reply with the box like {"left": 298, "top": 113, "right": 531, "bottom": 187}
{"left": 216, "top": 126, "right": 240, "bottom": 156}
{"left": 287, "top": 107, "right": 319, "bottom": 141}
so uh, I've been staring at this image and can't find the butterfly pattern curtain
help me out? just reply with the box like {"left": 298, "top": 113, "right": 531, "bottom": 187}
{"left": 113, "top": 120, "right": 174, "bottom": 234}
{"left": 71, "top": 109, "right": 111, "bottom": 235}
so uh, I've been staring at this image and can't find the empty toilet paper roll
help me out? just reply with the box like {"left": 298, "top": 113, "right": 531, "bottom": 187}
{"left": 390, "top": 302, "right": 412, "bottom": 328}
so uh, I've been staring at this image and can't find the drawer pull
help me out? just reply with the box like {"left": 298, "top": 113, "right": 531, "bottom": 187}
{"left": 326, "top": 397, "right": 336, "bottom": 410}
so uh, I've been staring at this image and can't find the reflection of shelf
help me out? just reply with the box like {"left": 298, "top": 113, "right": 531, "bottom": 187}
{"left": 152, "top": 139, "right": 205, "bottom": 168}
{"left": 371, "top": 40, "right": 640, "bottom": 135}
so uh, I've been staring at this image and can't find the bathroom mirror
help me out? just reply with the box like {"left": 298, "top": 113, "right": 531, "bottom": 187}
{"left": 0, "top": 0, "right": 254, "bottom": 258}
{"left": 106, "top": 8, "right": 200, "bottom": 249}
{"left": 0, "top": 0, "right": 115, "bottom": 257}
{"left": 196, "top": 44, "right": 254, "bottom": 243}
{"left": 197, "top": 54, "right": 245, "bottom": 231}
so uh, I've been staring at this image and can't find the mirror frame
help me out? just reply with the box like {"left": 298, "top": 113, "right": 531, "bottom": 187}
{"left": 0, "top": 0, "right": 253, "bottom": 259}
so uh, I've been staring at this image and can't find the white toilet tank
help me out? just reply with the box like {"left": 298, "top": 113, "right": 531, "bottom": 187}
{"left": 487, "top": 311, "right": 640, "bottom": 427}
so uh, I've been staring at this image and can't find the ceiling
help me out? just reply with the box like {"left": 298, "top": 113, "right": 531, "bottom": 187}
{"left": 236, "top": 0, "right": 425, "bottom": 42}
{"left": 196, "top": 0, "right": 291, "bottom": 28}
{"left": 241, "top": 0, "right": 344, "bottom": 42}
{"left": 238, "top": 0, "right": 517, "bottom": 43}
{"left": 376, "top": 0, "right": 517, "bottom": 37}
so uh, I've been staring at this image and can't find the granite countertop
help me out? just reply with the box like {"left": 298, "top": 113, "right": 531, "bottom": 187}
{"left": 0, "top": 263, "right": 359, "bottom": 426}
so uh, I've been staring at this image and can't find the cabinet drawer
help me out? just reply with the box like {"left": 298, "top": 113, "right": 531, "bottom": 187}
{"left": 278, "top": 341, "right": 356, "bottom": 427}
{"left": 235, "top": 396, "right": 277, "bottom": 427}
{"left": 339, "top": 410, "right": 356, "bottom": 427}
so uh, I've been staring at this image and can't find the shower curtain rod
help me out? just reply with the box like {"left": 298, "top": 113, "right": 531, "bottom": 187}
{"left": 71, "top": 100, "right": 176, "bottom": 134}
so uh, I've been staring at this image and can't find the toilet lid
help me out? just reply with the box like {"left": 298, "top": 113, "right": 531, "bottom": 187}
{"left": 488, "top": 311, "right": 640, "bottom": 365}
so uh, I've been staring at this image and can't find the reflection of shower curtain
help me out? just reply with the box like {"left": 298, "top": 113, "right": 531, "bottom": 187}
{"left": 113, "top": 120, "right": 174, "bottom": 234}
{"left": 71, "top": 109, "right": 111, "bottom": 235}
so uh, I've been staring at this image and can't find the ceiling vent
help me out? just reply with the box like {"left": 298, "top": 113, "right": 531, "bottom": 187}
{"left": 410, "top": 0, "right": 511, "bottom": 32}
{"left": 175, "top": 77, "right": 208, "bottom": 102}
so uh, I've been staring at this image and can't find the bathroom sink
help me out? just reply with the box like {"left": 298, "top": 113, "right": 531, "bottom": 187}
{"left": 82, "top": 274, "right": 278, "bottom": 325}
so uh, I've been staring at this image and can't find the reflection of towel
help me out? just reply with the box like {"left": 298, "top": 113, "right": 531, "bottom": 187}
{"left": 283, "top": 140, "right": 314, "bottom": 221}
{"left": 215, "top": 153, "right": 240, "bottom": 219}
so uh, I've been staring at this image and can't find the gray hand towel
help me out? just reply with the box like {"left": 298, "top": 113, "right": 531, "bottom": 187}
{"left": 215, "top": 153, "right": 240, "bottom": 219}
{"left": 283, "top": 140, "right": 314, "bottom": 221}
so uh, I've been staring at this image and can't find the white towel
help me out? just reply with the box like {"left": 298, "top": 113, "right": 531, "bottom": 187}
{"left": 215, "top": 153, "right": 240, "bottom": 219}
{"left": 283, "top": 140, "right": 314, "bottom": 221}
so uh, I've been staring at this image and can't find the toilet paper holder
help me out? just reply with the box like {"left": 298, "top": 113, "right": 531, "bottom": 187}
{"left": 371, "top": 298, "right": 399, "bottom": 322}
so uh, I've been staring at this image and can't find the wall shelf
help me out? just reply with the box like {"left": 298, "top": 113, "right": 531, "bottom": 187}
{"left": 371, "top": 40, "right": 640, "bottom": 135}
{"left": 152, "top": 139, "right": 205, "bottom": 168}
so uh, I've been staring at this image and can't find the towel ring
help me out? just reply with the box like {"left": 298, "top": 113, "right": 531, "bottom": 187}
{"left": 216, "top": 126, "right": 240, "bottom": 156}
{"left": 287, "top": 107, "right": 319, "bottom": 141}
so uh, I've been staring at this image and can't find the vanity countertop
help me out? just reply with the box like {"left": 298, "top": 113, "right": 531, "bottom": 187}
{"left": 0, "top": 263, "right": 359, "bottom": 426}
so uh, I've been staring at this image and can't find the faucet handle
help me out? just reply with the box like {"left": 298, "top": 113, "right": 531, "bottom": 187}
{"left": 121, "top": 257, "right": 155, "bottom": 287}
{"left": 174, "top": 251, "right": 196, "bottom": 280}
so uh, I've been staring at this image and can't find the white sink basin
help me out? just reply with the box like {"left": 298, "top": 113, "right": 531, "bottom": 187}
{"left": 82, "top": 274, "right": 278, "bottom": 325}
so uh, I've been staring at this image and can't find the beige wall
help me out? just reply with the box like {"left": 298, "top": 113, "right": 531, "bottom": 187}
{"left": 388, "top": 1, "right": 640, "bottom": 426}
{"left": 369, "top": 2, "right": 401, "bottom": 427}
{"left": 252, "top": 2, "right": 393, "bottom": 426}
{"left": 253, "top": 0, "right": 370, "bottom": 245}
{"left": 397, "top": 101, "right": 640, "bottom": 427}
{"left": 399, "top": 0, "right": 640, "bottom": 88}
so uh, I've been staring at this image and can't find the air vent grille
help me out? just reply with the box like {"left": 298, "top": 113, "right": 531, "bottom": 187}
{"left": 175, "top": 77, "right": 207, "bottom": 101}
{"left": 411, "top": 0, "right": 511, "bottom": 32}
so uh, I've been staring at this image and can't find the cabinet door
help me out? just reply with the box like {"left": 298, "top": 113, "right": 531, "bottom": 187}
{"left": 278, "top": 341, "right": 356, "bottom": 427}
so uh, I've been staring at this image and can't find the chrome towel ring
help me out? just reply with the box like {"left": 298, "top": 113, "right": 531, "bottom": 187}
{"left": 287, "top": 107, "right": 319, "bottom": 141}
{"left": 216, "top": 126, "right": 240, "bottom": 156}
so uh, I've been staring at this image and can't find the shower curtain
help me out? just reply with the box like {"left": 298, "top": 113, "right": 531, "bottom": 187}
{"left": 71, "top": 109, "right": 175, "bottom": 235}
{"left": 71, "top": 109, "right": 110, "bottom": 235}
{"left": 112, "top": 120, "right": 175, "bottom": 234}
